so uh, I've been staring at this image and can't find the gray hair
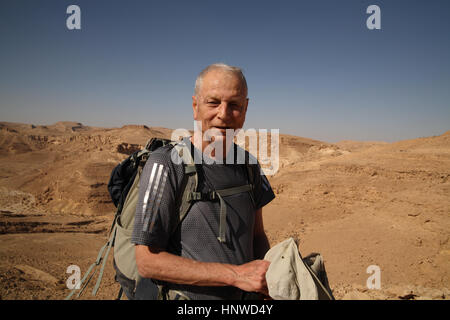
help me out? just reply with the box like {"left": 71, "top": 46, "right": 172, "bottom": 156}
{"left": 194, "top": 63, "right": 248, "bottom": 98}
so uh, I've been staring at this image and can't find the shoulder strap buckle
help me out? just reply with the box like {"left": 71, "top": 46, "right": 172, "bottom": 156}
{"left": 187, "top": 191, "right": 217, "bottom": 202}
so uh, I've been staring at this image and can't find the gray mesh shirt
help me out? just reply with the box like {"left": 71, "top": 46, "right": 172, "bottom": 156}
{"left": 131, "top": 138, "right": 275, "bottom": 299}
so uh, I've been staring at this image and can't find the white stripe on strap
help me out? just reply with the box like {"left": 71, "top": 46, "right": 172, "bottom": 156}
{"left": 142, "top": 164, "right": 165, "bottom": 231}
{"left": 149, "top": 167, "right": 168, "bottom": 232}
{"left": 141, "top": 163, "right": 159, "bottom": 224}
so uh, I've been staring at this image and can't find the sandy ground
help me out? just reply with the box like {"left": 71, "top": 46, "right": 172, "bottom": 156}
{"left": 0, "top": 121, "right": 448, "bottom": 300}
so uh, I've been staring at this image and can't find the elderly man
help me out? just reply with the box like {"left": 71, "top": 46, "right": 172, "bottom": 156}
{"left": 132, "top": 63, "right": 275, "bottom": 300}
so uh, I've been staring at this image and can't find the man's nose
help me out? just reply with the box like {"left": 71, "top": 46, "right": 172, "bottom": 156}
{"left": 217, "top": 102, "right": 232, "bottom": 120}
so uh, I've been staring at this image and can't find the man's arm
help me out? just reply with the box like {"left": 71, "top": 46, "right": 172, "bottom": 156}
{"left": 253, "top": 208, "right": 270, "bottom": 259}
{"left": 135, "top": 208, "right": 271, "bottom": 295}
{"left": 135, "top": 245, "right": 270, "bottom": 295}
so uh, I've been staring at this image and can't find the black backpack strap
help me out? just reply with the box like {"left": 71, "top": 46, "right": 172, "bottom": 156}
{"left": 244, "top": 163, "right": 258, "bottom": 208}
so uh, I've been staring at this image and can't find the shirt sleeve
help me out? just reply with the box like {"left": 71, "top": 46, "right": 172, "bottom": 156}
{"left": 131, "top": 148, "right": 179, "bottom": 249}
{"left": 252, "top": 164, "right": 276, "bottom": 210}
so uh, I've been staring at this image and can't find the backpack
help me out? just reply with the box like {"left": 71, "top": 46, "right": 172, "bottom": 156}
{"left": 65, "top": 137, "right": 258, "bottom": 300}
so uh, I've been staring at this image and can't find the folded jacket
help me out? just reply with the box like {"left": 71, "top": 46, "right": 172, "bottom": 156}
{"left": 264, "top": 237, "right": 334, "bottom": 300}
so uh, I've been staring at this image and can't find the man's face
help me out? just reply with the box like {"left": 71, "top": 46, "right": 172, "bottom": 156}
{"left": 192, "top": 69, "right": 248, "bottom": 140}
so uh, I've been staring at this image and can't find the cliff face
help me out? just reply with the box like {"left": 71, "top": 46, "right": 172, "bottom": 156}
{"left": 0, "top": 122, "right": 161, "bottom": 215}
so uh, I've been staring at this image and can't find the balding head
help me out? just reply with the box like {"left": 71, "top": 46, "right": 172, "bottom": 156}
{"left": 194, "top": 63, "right": 248, "bottom": 98}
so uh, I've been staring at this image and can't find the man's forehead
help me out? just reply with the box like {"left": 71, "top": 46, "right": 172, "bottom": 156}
{"left": 201, "top": 85, "right": 246, "bottom": 100}
{"left": 200, "top": 71, "right": 246, "bottom": 97}
{"left": 202, "top": 92, "right": 245, "bottom": 101}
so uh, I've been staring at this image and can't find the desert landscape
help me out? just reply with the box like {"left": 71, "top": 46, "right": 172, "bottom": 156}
{"left": 0, "top": 121, "right": 448, "bottom": 300}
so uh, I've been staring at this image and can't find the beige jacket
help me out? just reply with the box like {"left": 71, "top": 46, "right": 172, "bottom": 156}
{"left": 264, "top": 238, "right": 334, "bottom": 300}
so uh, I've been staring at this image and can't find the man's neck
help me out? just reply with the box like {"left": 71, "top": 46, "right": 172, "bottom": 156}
{"left": 189, "top": 135, "right": 233, "bottom": 161}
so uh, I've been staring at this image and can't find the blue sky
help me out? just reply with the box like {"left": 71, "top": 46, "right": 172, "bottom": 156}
{"left": 0, "top": 0, "right": 449, "bottom": 142}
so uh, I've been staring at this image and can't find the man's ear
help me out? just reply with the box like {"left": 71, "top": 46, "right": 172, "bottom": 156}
{"left": 192, "top": 95, "right": 198, "bottom": 120}
{"left": 243, "top": 98, "right": 249, "bottom": 113}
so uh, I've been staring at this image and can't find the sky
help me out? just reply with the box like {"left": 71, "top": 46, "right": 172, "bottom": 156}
{"left": 0, "top": 0, "right": 449, "bottom": 143}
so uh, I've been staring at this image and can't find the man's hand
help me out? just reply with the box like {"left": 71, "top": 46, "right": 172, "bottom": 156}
{"left": 231, "top": 259, "right": 270, "bottom": 296}
{"left": 136, "top": 245, "right": 271, "bottom": 295}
